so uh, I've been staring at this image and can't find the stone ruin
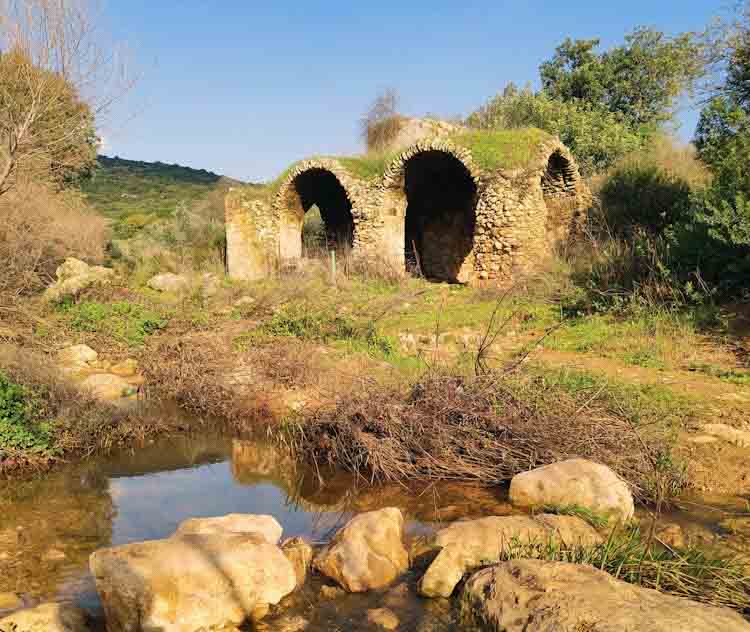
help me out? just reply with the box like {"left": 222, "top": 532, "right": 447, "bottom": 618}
{"left": 225, "top": 125, "right": 591, "bottom": 285}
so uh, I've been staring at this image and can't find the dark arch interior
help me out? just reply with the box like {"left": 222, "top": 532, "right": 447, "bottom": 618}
{"left": 404, "top": 151, "right": 477, "bottom": 282}
{"left": 293, "top": 169, "right": 354, "bottom": 252}
{"left": 541, "top": 151, "right": 576, "bottom": 197}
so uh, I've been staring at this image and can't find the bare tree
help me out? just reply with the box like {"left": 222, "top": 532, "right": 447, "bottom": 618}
{"left": 0, "top": 0, "right": 135, "bottom": 196}
{"left": 360, "top": 87, "right": 404, "bottom": 153}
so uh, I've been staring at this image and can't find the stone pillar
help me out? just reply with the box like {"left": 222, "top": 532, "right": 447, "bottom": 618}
{"left": 225, "top": 189, "right": 277, "bottom": 281}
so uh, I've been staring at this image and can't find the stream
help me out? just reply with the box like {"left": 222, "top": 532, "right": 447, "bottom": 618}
{"left": 1, "top": 430, "right": 748, "bottom": 630}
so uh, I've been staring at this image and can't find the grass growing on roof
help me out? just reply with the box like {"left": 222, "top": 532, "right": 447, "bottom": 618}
{"left": 449, "top": 127, "right": 553, "bottom": 171}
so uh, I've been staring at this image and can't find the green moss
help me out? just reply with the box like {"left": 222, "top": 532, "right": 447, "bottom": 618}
{"left": 448, "top": 127, "right": 553, "bottom": 171}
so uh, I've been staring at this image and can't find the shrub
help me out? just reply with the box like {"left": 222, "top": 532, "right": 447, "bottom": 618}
{"left": 597, "top": 137, "right": 711, "bottom": 235}
{"left": 0, "top": 371, "right": 52, "bottom": 453}
{"left": 64, "top": 300, "right": 167, "bottom": 346}
{"left": 360, "top": 88, "right": 404, "bottom": 152}
{"left": 0, "top": 182, "right": 108, "bottom": 298}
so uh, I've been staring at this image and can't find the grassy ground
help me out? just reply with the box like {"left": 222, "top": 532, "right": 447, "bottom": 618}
{"left": 2, "top": 261, "right": 748, "bottom": 495}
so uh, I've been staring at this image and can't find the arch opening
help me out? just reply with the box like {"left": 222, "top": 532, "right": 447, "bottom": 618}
{"left": 542, "top": 151, "right": 576, "bottom": 197}
{"left": 542, "top": 150, "right": 579, "bottom": 241}
{"left": 403, "top": 151, "right": 477, "bottom": 283}
{"left": 280, "top": 168, "right": 355, "bottom": 261}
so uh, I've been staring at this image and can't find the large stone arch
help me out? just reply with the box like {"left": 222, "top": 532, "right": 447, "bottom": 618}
{"left": 273, "top": 159, "right": 362, "bottom": 263}
{"left": 380, "top": 140, "right": 483, "bottom": 283}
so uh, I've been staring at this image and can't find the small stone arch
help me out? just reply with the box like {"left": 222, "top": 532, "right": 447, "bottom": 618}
{"left": 273, "top": 159, "right": 360, "bottom": 263}
{"left": 537, "top": 143, "right": 586, "bottom": 242}
{"left": 382, "top": 140, "right": 482, "bottom": 283}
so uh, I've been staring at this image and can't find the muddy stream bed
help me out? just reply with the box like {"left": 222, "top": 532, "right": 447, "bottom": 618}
{"left": 1, "top": 431, "right": 748, "bottom": 631}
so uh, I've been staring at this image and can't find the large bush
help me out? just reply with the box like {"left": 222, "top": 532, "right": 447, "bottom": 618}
{"left": 0, "top": 182, "right": 108, "bottom": 298}
{"left": 598, "top": 137, "right": 711, "bottom": 235}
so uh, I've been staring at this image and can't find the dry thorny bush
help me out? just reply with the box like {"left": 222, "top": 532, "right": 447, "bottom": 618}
{"left": 0, "top": 182, "right": 107, "bottom": 299}
{"left": 284, "top": 372, "right": 682, "bottom": 504}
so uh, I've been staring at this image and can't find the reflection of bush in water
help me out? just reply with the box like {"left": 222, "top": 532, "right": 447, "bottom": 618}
{"left": 231, "top": 439, "right": 511, "bottom": 522}
{"left": 0, "top": 464, "right": 113, "bottom": 601}
{"left": 231, "top": 439, "right": 300, "bottom": 487}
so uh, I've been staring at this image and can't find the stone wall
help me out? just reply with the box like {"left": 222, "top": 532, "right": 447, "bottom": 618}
{"left": 226, "top": 137, "right": 590, "bottom": 286}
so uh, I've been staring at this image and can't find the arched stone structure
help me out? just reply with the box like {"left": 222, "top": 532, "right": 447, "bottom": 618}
{"left": 379, "top": 139, "right": 483, "bottom": 283}
{"left": 274, "top": 159, "right": 366, "bottom": 264}
{"left": 225, "top": 131, "right": 590, "bottom": 285}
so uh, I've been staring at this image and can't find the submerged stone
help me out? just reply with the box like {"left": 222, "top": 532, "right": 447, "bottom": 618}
{"left": 174, "top": 513, "right": 283, "bottom": 544}
{"left": 0, "top": 602, "right": 88, "bottom": 632}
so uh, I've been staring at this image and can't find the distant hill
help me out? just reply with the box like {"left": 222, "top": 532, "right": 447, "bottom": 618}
{"left": 81, "top": 156, "right": 251, "bottom": 237}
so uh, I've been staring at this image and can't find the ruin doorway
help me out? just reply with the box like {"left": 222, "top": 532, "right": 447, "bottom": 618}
{"left": 279, "top": 168, "right": 355, "bottom": 262}
{"left": 403, "top": 151, "right": 477, "bottom": 283}
{"left": 542, "top": 150, "right": 579, "bottom": 241}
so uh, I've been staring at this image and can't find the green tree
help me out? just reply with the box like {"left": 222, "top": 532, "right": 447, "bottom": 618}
{"left": 540, "top": 28, "right": 706, "bottom": 128}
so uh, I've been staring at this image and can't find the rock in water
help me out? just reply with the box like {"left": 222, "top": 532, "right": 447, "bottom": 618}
{"left": 509, "top": 458, "right": 634, "bottom": 522}
{"left": 313, "top": 508, "right": 408, "bottom": 592}
{"left": 147, "top": 273, "right": 190, "bottom": 293}
{"left": 281, "top": 536, "right": 314, "bottom": 586}
{"left": 461, "top": 560, "right": 750, "bottom": 632}
{"left": 0, "top": 602, "right": 89, "bottom": 632}
{"left": 90, "top": 532, "right": 296, "bottom": 631}
{"left": 417, "top": 514, "right": 602, "bottom": 598}
{"left": 174, "top": 513, "right": 283, "bottom": 544}
{"left": 80, "top": 373, "right": 132, "bottom": 401}
{"left": 367, "top": 607, "right": 400, "bottom": 630}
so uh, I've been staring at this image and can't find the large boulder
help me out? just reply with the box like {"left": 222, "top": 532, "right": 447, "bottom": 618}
{"left": 417, "top": 514, "right": 602, "bottom": 598}
{"left": 509, "top": 459, "right": 634, "bottom": 522}
{"left": 147, "top": 273, "right": 190, "bottom": 293}
{"left": 313, "top": 508, "right": 408, "bottom": 592}
{"left": 90, "top": 532, "right": 296, "bottom": 632}
{"left": 174, "top": 513, "right": 283, "bottom": 544}
{"left": 461, "top": 559, "right": 750, "bottom": 632}
{"left": 44, "top": 258, "right": 114, "bottom": 302}
{"left": 57, "top": 344, "right": 98, "bottom": 367}
{"left": 0, "top": 602, "right": 89, "bottom": 632}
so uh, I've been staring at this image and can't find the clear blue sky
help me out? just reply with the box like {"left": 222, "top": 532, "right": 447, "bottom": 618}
{"left": 104, "top": 0, "right": 725, "bottom": 183}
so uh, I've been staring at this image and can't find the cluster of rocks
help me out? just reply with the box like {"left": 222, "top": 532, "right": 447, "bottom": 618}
{"left": 2, "top": 459, "right": 749, "bottom": 631}
{"left": 56, "top": 344, "right": 143, "bottom": 402}
{"left": 44, "top": 258, "right": 114, "bottom": 303}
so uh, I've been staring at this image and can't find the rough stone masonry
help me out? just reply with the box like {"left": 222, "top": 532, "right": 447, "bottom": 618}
{"left": 225, "top": 128, "right": 591, "bottom": 286}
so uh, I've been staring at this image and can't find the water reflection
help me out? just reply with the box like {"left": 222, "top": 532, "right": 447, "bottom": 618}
{"left": 1, "top": 433, "right": 745, "bottom": 630}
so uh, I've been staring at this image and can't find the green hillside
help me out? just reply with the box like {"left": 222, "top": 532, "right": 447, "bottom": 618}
{"left": 81, "top": 156, "right": 250, "bottom": 238}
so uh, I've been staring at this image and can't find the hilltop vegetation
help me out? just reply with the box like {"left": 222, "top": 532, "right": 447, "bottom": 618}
{"left": 81, "top": 156, "right": 247, "bottom": 239}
